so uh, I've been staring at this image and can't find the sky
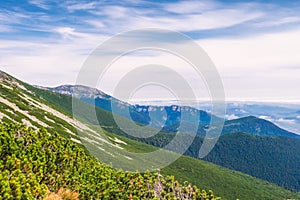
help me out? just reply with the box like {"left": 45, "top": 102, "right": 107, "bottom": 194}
{"left": 0, "top": 0, "right": 300, "bottom": 102}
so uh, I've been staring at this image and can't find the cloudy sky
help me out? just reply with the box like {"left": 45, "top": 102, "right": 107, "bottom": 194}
{"left": 1, "top": 0, "right": 300, "bottom": 102}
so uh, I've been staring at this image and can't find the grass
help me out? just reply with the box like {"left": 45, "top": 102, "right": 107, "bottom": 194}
{"left": 98, "top": 129, "right": 300, "bottom": 200}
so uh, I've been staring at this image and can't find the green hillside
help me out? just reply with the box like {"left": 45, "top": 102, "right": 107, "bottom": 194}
{"left": 1, "top": 70, "right": 300, "bottom": 199}
{"left": 0, "top": 122, "right": 217, "bottom": 199}
{"left": 25, "top": 75, "right": 300, "bottom": 191}
{"left": 70, "top": 103, "right": 300, "bottom": 192}
{"left": 104, "top": 131, "right": 300, "bottom": 200}
{"left": 204, "top": 132, "right": 300, "bottom": 191}
{"left": 130, "top": 127, "right": 300, "bottom": 191}
{"left": 222, "top": 116, "right": 300, "bottom": 139}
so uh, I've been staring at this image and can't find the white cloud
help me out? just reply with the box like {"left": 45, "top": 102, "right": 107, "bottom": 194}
{"left": 55, "top": 27, "right": 77, "bottom": 39}
{"left": 131, "top": 9, "right": 261, "bottom": 32}
{"left": 98, "top": 6, "right": 131, "bottom": 19}
{"left": 86, "top": 20, "right": 106, "bottom": 29}
{"left": 1, "top": 0, "right": 300, "bottom": 102}
{"left": 1, "top": 26, "right": 300, "bottom": 101}
{"left": 89, "top": 4, "right": 262, "bottom": 33}
{"left": 0, "top": 11, "right": 30, "bottom": 25}
{"left": 0, "top": 29, "right": 108, "bottom": 86}
{"left": 67, "top": 2, "right": 97, "bottom": 12}
{"left": 255, "top": 16, "right": 300, "bottom": 27}
{"left": 198, "top": 28, "right": 300, "bottom": 101}
{"left": 163, "top": 0, "right": 219, "bottom": 14}
{"left": 239, "top": 109, "right": 247, "bottom": 114}
{"left": 200, "top": 29, "right": 300, "bottom": 70}
{"left": 28, "top": 0, "right": 50, "bottom": 10}
{"left": 0, "top": 25, "right": 11, "bottom": 32}
{"left": 259, "top": 115, "right": 273, "bottom": 122}
{"left": 226, "top": 114, "right": 239, "bottom": 120}
{"left": 277, "top": 118, "right": 296, "bottom": 124}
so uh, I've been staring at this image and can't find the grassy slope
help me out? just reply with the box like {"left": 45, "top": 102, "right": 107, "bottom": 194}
{"left": 0, "top": 122, "right": 218, "bottom": 200}
{"left": 106, "top": 132, "right": 300, "bottom": 200}
{"left": 26, "top": 83, "right": 300, "bottom": 200}
{"left": 85, "top": 106, "right": 300, "bottom": 193}
{"left": 0, "top": 72, "right": 299, "bottom": 199}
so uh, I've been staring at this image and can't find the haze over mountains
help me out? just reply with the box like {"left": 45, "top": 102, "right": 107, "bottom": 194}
{"left": 41, "top": 84, "right": 300, "bottom": 140}
{"left": 128, "top": 99, "right": 300, "bottom": 135}
{"left": 223, "top": 102, "right": 300, "bottom": 134}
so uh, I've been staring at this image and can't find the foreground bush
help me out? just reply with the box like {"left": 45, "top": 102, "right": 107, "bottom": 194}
{"left": 0, "top": 122, "right": 219, "bottom": 199}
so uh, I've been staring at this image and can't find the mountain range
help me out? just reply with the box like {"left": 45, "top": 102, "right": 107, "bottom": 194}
{"left": 41, "top": 84, "right": 300, "bottom": 140}
{"left": 1, "top": 70, "right": 300, "bottom": 199}
{"left": 39, "top": 84, "right": 300, "bottom": 191}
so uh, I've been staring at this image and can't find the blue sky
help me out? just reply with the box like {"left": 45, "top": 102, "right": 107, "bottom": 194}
{"left": 1, "top": 0, "right": 300, "bottom": 102}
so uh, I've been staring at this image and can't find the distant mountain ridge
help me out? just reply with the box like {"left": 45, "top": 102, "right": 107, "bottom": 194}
{"left": 218, "top": 102, "right": 300, "bottom": 134}
{"left": 36, "top": 84, "right": 112, "bottom": 99}
{"left": 40, "top": 84, "right": 215, "bottom": 128}
{"left": 223, "top": 116, "right": 300, "bottom": 139}
{"left": 42, "top": 84, "right": 300, "bottom": 140}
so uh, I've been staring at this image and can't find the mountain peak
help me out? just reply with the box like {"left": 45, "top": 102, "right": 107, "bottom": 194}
{"left": 46, "top": 84, "right": 112, "bottom": 99}
{"left": 0, "top": 70, "right": 27, "bottom": 91}
{"left": 0, "top": 70, "right": 10, "bottom": 82}
{"left": 223, "top": 115, "right": 300, "bottom": 139}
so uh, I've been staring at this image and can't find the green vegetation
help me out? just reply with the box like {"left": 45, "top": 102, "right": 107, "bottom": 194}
{"left": 24, "top": 83, "right": 73, "bottom": 117}
{"left": 1, "top": 71, "right": 300, "bottom": 199}
{"left": 105, "top": 131, "right": 300, "bottom": 200}
{"left": 221, "top": 116, "right": 300, "bottom": 139}
{"left": 117, "top": 125, "right": 300, "bottom": 192}
{"left": 84, "top": 107, "right": 300, "bottom": 192}
{"left": 0, "top": 82, "right": 78, "bottom": 140}
{"left": 204, "top": 132, "right": 300, "bottom": 191}
{"left": 0, "top": 122, "right": 218, "bottom": 199}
